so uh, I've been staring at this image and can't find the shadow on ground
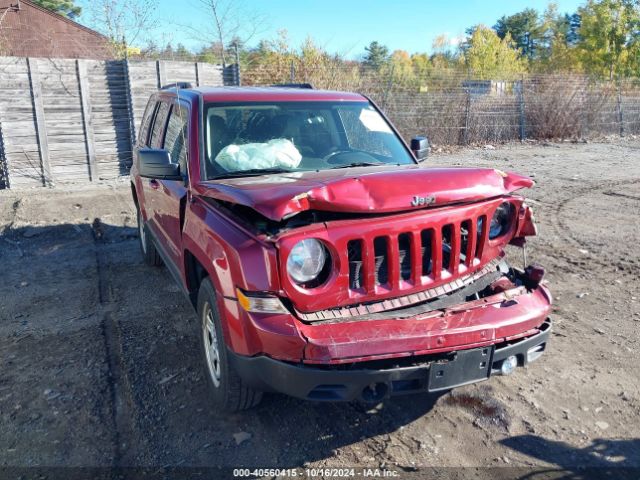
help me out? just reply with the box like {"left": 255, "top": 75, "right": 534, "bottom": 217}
{"left": 501, "top": 435, "right": 640, "bottom": 480}
{"left": 0, "top": 222, "right": 447, "bottom": 469}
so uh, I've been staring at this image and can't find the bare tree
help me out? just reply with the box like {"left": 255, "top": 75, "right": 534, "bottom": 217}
{"left": 85, "top": 0, "right": 159, "bottom": 56}
{"left": 182, "top": 0, "right": 266, "bottom": 66}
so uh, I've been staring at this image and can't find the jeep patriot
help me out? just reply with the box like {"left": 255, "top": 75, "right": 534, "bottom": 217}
{"left": 130, "top": 84, "right": 552, "bottom": 411}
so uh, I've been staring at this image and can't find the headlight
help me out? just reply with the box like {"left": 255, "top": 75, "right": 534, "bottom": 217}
{"left": 287, "top": 239, "right": 327, "bottom": 284}
{"left": 489, "top": 202, "right": 515, "bottom": 239}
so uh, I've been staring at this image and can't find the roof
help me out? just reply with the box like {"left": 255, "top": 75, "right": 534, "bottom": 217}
{"left": 191, "top": 87, "right": 367, "bottom": 103}
{"left": 19, "top": 0, "right": 109, "bottom": 41}
{"left": 0, "top": 0, "right": 112, "bottom": 59}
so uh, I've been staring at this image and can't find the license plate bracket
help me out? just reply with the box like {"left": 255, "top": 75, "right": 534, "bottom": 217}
{"left": 428, "top": 347, "right": 493, "bottom": 392}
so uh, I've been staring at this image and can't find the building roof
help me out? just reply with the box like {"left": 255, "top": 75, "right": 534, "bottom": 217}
{"left": 18, "top": 0, "right": 108, "bottom": 40}
{"left": 0, "top": 0, "right": 112, "bottom": 59}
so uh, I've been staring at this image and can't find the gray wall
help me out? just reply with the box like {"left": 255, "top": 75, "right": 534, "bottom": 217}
{"left": 0, "top": 57, "right": 234, "bottom": 188}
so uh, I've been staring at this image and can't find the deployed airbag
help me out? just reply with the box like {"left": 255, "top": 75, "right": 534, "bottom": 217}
{"left": 215, "top": 139, "right": 302, "bottom": 171}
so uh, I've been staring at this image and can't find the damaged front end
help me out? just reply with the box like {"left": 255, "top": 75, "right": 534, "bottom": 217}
{"left": 268, "top": 194, "right": 550, "bottom": 362}
{"left": 208, "top": 170, "right": 551, "bottom": 402}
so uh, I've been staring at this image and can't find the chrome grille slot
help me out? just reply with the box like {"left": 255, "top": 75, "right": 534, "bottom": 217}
{"left": 421, "top": 229, "right": 433, "bottom": 275}
{"left": 442, "top": 224, "right": 453, "bottom": 271}
{"left": 476, "top": 215, "right": 487, "bottom": 260}
{"left": 373, "top": 237, "right": 389, "bottom": 286}
{"left": 398, "top": 233, "right": 412, "bottom": 281}
{"left": 460, "top": 219, "right": 471, "bottom": 265}
{"left": 347, "top": 239, "right": 363, "bottom": 289}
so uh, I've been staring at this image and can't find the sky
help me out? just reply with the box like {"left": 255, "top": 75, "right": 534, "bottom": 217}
{"left": 80, "top": 0, "right": 586, "bottom": 58}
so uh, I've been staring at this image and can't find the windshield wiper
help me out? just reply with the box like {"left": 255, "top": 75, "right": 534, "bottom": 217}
{"left": 209, "top": 167, "right": 293, "bottom": 179}
{"left": 329, "top": 161, "right": 388, "bottom": 169}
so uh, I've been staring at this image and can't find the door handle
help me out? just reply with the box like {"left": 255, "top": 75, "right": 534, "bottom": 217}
{"left": 149, "top": 179, "right": 160, "bottom": 190}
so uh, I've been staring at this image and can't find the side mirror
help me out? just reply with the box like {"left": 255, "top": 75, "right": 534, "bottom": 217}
{"left": 138, "top": 148, "right": 181, "bottom": 180}
{"left": 411, "top": 136, "right": 430, "bottom": 161}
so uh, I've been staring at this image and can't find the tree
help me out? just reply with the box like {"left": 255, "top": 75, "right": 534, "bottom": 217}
{"left": 493, "top": 8, "right": 543, "bottom": 60}
{"left": 533, "top": 3, "right": 583, "bottom": 72}
{"left": 431, "top": 34, "right": 459, "bottom": 69}
{"left": 32, "top": 0, "right": 81, "bottom": 19}
{"left": 183, "top": 0, "right": 265, "bottom": 66}
{"left": 464, "top": 25, "right": 527, "bottom": 79}
{"left": 388, "top": 49, "right": 414, "bottom": 85}
{"left": 363, "top": 41, "right": 389, "bottom": 69}
{"left": 85, "top": 0, "right": 159, "bottom": 57}
{"left": 540, "top": 4, "right": 581, "bottom": 47}
{"left": 577, "top": 0, "right": 640, "bottom": 79}
{"left": 175, "top": 43, "right": 193, "bottom": 60}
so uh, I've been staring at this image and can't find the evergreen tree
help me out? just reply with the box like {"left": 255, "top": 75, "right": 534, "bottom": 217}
{"left": 363, "top": 41, "right": 390, "bottom": 69}
{"left": 493, "top": 8, "right": 543, "bottom": 60}
{"left": 31, "top": 0, "right": 81, "bottom": 19}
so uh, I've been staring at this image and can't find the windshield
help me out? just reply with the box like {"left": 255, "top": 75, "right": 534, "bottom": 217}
{"left": 203, "top": 101, "right": 415, "bottom": 179}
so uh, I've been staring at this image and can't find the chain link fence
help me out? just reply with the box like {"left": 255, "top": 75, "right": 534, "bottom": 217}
{"left": 241, "top": 61, "right": 640, "bottom": 146}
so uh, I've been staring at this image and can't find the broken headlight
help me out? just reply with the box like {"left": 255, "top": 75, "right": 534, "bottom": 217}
{"left": 489, "top": 201, "right": 515, "bottom": 239}
{"left": 287, "top": 239, "right": 327, "bottom": 285}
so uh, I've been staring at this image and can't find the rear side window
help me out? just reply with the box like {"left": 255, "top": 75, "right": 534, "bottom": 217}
{"left": 164, "top": 104, "right": 189, "bottom": 175}
{"left": 149, "top": 102, "right": 171, "bottom": 148}
{"left": 138, "top": 100, "right": 157, "bottom": 146}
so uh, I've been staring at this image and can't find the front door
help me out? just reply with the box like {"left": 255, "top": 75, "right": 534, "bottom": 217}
{"left": 152, "top": 101, "right": 190, "bottom": 268}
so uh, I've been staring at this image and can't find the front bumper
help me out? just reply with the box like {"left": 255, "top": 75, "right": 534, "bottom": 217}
{"left": 222, "top": 282, "right": 553, "bottom": 365}
{"left": 229, "top": 319, "right": 551, "bottom": 402}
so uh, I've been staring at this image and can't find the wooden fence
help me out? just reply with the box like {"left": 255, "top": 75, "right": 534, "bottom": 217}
{"left": 0, "top": 57, "right": 237, "bottom": 189}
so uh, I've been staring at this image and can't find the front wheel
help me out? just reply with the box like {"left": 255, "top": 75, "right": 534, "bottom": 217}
{"left": 197, "top": 278, "right": 262, "bottom": 412}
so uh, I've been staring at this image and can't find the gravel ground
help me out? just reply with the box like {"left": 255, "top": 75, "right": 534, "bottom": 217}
{"left": 0, "top": 139, "right": 638, "bottom": 478}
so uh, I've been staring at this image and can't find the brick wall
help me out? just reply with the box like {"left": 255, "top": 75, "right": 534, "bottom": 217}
{"left": 0, "top": 0, "right": 112, "bottom": 59}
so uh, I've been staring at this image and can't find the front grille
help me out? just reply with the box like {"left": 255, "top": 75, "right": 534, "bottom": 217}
{"left": 347, "top": 215, "right": 488, "bottom": 292}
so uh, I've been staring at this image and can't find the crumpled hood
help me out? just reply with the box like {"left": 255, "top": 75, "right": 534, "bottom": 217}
{"left": 199, "top": 165, "right": 534, "bottom": 221}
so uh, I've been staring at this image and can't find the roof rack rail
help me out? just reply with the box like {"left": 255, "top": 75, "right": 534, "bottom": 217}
{"left": 271, "top": 83, "right": 314, "bottom": 89}
{"left": 160, "top": 82, "right": 193, "bottom": 90}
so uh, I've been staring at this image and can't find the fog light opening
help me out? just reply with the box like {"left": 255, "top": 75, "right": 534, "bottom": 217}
{"left": 361, "top": 382, "right": 389, "bottom": 404}
{"left": 500, "top": 356, "right": 518, "bottom": 376}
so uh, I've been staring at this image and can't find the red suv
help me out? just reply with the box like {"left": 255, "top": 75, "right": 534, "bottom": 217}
{"left": 130, "top": 84, "right": 551, "bottom": 411}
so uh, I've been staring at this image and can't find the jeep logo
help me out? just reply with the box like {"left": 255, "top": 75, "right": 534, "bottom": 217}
{"left": 411, "top": 195, "right": 436, "bottom": 207}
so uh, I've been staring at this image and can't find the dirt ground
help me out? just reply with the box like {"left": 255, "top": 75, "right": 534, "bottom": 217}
{"left": 0, "top": 139, "right": 639, "bottom": 478}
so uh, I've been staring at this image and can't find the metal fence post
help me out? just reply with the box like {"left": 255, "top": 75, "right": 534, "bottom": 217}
{"left": 617, "top": 80, "right": 625, "bottom": 137}
{"left": 462, "top": 89, "right": 471, "bottom": 145}
{"left": 234, "top": 44, "right": 241, "bottom": 86}
{"left": 517, "top": 78, "right": 526, "bottom": 141}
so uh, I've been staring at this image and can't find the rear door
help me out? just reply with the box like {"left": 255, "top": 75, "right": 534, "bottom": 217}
{"left": 141, "top": 100, "right": 171, "bottom": 245}
{"left": 134, "top": 97, "right": 157, "bottom": 219}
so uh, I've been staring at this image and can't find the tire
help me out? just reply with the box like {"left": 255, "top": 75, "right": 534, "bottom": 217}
{"left": 137, "top": 204, "right": 162, "bottom": 266}
{"left": 197, "top": 277, "right": 263, "bottom": 412}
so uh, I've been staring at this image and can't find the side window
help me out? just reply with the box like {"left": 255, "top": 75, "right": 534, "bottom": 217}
{"left": 138, "top": 100, "right": 157, "bottom": 146}
{"left": 164, "top": 104, "right": 189, "bottom": 175}
{"left": 149, "top": 102, "right": 171, "bottom": 148}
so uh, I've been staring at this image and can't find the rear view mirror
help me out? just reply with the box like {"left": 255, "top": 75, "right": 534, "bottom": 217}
{"left": 411, "top": 136, "right": 430, "bottom": 161}
{"left": 138, "top": 148, "right": 181, "bottom": 180}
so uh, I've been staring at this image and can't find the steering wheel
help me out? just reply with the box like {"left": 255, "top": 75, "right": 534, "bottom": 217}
{"left": 323, "top": 149, "right": 375, "bottom": 163}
